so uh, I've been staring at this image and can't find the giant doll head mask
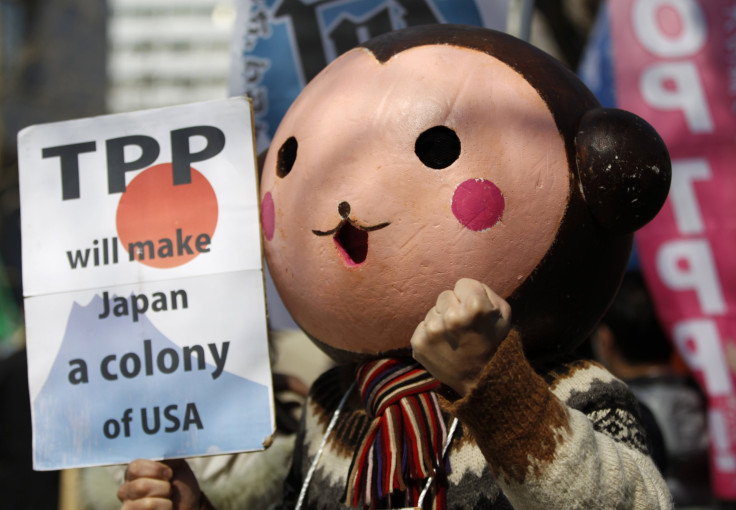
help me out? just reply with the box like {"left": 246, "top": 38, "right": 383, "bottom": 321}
{"left": 260, "top": 25, "right": 670, "bottom": 363}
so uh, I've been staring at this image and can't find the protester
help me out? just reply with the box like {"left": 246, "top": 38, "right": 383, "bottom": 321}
{"left": 592, "top": 271, "right": 715, "bottom": 509}
{"left": 119, "top": 24, "right": 672, "bottom": 509}
{"left": 0, "top": 348, "right": 60, "bottom": 510}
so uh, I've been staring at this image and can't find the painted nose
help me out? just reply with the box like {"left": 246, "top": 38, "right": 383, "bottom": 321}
{"left": 338, "top": 201, "right": 351, "bottom": 219}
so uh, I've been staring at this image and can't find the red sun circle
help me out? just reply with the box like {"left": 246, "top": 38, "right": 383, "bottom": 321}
{"left": 116, "top": 163, "right": 218, "bottom": 269}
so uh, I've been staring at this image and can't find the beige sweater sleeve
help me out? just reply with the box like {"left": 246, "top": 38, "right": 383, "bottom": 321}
{"left": 447, "top": 331, "right": 673, "bottom": 509}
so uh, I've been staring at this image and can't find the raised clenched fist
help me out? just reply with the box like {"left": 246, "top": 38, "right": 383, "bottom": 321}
{"left": 411, "top": 278, "right": 511, "bottom": 396}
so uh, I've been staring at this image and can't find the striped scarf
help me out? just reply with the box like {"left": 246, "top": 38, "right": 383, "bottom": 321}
{"left": 344, "top": 358, "right": 449, "bottom": 509}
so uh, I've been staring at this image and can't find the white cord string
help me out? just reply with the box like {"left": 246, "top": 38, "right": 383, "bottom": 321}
{"left": 416, "top": 417, "right": 459, "bottom": 509}
{"left": 296, "top": 383, "right": 459, "bottom": 510}
{"left": 295, "top": 380, "right": 356, "bottom": 510}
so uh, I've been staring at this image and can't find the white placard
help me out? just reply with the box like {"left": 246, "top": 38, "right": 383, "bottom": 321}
{"left": 19, "top": 97, "right": 274, "bottom": 470}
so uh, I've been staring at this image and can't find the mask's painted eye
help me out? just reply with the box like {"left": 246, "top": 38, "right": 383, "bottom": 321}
{"left": 276, "top": 136, "right": 298, "bottom": 178}
{"left": 415, "top": 126, "right": 461, "bottom": 169}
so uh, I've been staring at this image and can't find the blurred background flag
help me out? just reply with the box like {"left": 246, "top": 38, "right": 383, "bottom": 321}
{"left": 228, "top": 0, "right": 512, "bottom": 153}
{"left": 582, "top": 0, "right": 736, "bottom": 500}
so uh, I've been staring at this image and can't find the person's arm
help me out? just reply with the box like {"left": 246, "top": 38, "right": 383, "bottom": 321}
{"left": 448, "top": 332, "right": 672, "bottom": 508}
{"left": 411, "top": 278, "right": 672, "bottom": 509}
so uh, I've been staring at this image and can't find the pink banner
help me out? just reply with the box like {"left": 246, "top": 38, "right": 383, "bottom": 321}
{"left": 610, "top": 0, "right": 736, "bottom": 498}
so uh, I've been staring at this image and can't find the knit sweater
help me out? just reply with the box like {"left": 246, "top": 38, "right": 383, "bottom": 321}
{"left": 277, "top": 333, "right": 673, "bottom": 509}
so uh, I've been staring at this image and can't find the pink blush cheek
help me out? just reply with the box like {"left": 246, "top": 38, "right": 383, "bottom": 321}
{"left": 452, "top": 179, "right": 505, "bottom": 231}
{"left": 261, "top": 192, "right": 275, "bottom": 241}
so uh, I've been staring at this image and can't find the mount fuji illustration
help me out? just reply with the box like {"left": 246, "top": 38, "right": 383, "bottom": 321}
{"left": 32, "top": 294, "right": 272, "bottom": 470}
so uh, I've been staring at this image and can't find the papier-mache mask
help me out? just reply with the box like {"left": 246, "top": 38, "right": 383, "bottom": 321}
{"left": 259, "top": 24, "right": 671, "bottom": 363}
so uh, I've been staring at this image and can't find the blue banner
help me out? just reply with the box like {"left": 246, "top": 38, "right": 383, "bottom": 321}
{"left": 230, "top": 0, "right": 509, "bottom": 152}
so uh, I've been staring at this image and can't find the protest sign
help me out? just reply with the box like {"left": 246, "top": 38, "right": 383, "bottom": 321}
{"left": 609, "top": 0, "right": 736, "bottom": 498}
{"left": 18, "top": 97, "right": 273, "bottom": 470}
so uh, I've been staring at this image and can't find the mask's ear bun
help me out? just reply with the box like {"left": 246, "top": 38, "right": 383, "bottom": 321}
{"left": 575, "top": 108, "right": 672, "bottom": 233}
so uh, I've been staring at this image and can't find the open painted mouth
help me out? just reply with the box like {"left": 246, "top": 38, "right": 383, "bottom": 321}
{"left": 335, "top": 222, "right": 368, "bottom": 265}
{"left": 313, "top": 219, "right": 389, "bottom": 266}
